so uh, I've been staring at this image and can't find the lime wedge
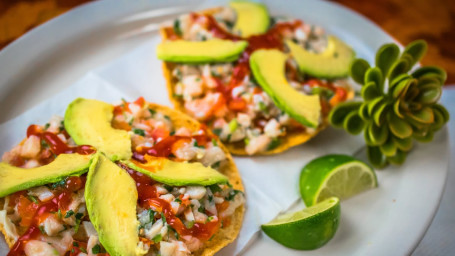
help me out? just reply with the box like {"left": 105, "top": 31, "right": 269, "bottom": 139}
{"left": 300, "top": 154, "right": 377, "bottom": 206}
{"left": 261, "top": 197, "right": 341, "bottom": 250}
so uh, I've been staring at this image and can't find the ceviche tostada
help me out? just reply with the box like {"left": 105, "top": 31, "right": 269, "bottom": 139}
{"left": 157, "top": 0, "right": 356, "bottom": 155}
{"left": 0, "top": 97, "right": 244, "bottom": 256}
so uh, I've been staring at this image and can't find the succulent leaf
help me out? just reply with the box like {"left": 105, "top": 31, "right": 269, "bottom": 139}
{"left": 373, "top": 102, "right": 389, "bottom": 126}
{"left": 408, "top": 107, "right": 434, "bottom": 124}
{"left": 375, "top": 43, "right": 400, "bottom": 77}
{"left": 388, "top": 59, "right": 409, "bottom": 82}
{"left": 413, "top": 130, "right": 434, "bottom": 143}
{"left": 329, "top": 101, "right": 362, "bottom": 128}
{"left": 361, "top": 81, "right": 381, "bottom": 101}
{"left": 412, "top": 66, "right": 447, "bottom": 84}
{"left": 393, "top": 100, "right": 404, "bottom": 118}
{"left": 388, "top": 113, "right": 413, "bottom": 138}
{"left": 365, "top": 67, "right": 384, "bottom": 92}
{"left": 359, "top": 102, "right": 371, "bottom": 121}
{"left": 402, "top": 40, "right": 427, "bottom": 68}
{"left": 393, "top": 136, "right": 413, "bottom": 151}
{"left": 350, "top": 58, "right": 371, "bottom": 84}
{"left": 367, "top": 146, "right": 387, "bottom": 168}
{"left": 387, "top": 150, "right": 407, "bottom": 165}
{"left": 367, "top": 97, "right": 385, "bottom": 116}
{"left": 432, "top": 104, "right": 450, "bottom": 123}
{"left": 416, "top": 84, "right": 441, "bottom": 104}
{"left": 343, "top": 111, "right": 365, "bottom": 135}
{"left": 380, "top": 137, "right": 397, "bottom": 157}
{"left": 368, "top": 122, "right": 389, "bottom": 145}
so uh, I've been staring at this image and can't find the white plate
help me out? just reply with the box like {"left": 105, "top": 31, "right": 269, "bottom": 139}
{"left": 0, "top": 0, "right": 449, "bottom": 255}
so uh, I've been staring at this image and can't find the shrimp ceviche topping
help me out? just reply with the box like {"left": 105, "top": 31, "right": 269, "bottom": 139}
{"left": 161, "top": 4, "right": 354, "bottom": 155}
{"left": 0, "top": 97, "right": 244, "bottom": 256}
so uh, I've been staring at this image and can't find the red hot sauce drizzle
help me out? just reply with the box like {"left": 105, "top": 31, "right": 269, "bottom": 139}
{"left": 7, "top": 177, "right": 86, "bottom": 256}
{"left": 26, "top": 124, "right": 96, "bottom": 156}
{"left": 118, "top": 163, "right": 221, "bottom": 242}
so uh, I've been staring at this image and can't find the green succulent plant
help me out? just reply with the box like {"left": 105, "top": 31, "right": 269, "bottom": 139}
{"left": 329, "top": 40, "right": 449, "bottom": 168}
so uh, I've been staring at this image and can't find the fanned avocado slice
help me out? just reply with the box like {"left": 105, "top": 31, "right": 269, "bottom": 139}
{"left": 286, "top": 36, "right": 355, "bottom": 78}
{"left": 156, "top": 39, "right": 248, "bottom": 63}
{"left": 229, "top": 0, "right": 270, "bottom": 37}
{"left": 64, "top": 98, "right": 132, "bottom": 161}
{"left": 0, "top": 153, "right": 92, "bottom": 197}
{"left": 85, "top": 154, "right": 144, "bottom": 256}
{"left": 250, "top": 49, "right": 321, "bottom": 128}
{"left": 123, "top": 156, "right": 228, "bottom": 186}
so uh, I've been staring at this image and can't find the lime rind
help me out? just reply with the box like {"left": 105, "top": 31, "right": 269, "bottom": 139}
{"left": 267, "top": 197, "right": 339, "bottom": 225}
{"left": 261, "top": 197, "right": 341, "bottom": 250}
{"left": 313, "top": 161, "right": 377, "bottom": 205}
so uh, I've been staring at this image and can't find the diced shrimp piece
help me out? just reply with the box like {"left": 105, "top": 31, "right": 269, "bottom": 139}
{"left": 184, "top": 93, "right": 226, "bottom": 121}
{"left": 47, "top": 115, "right": 63, "bottom": 133}
{"left": 264, "top": 119, "right": 282, "bottom": 137}
{"left": 182, "top": 75, "right": 204, "bottom": 98}
{"left": 20, "top": 135, "right": 41, "bottom": 159}
{"left": 175, "top": 127, "right": 192, "bottom": 136}
{"left": 28, "top": 186, "right": 54, "bottom": 202}
{"left": 183, "top": 236, "right": 203, "bottom": 252}
{"left": 87, "top": 235, "right": 100, "bottom": 256}
{"left": 201, "top": 146, "right": 226, "bottom": 167}
{"left": 245, "top": 135, "right": 271, "bottom": 155}
{"left": 145, "top": 218, "right": 163, "bottom": 240}
{"left": 24, "top": 240, "right": 59, "bottom": 256}
{"left": 24, "top": 160, "right": 40, "bottom": 169}
{"left": 237, "top": 113, "right": 251, "bottom": 127}
{"left": 42, "top": 215, "right": 64, "bottom": 236}
{"left": 185, "top": 186, "right": 206, "bottom": 200}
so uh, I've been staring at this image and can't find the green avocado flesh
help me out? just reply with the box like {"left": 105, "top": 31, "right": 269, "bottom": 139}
{"left": 85, "top": 154, "right": 142, "bottom": 256}
{"left": 156, "top": 39, "right": 248, "bottom": 63}
{"left": 123, "top": 157, "right": 228, "bottom": 186}
{"left": 0, "top": 153, "right": 92, "bottom": 197}
{"left": 286, "top": 36, "right": 355, "bottom": 78}
{"left": 64, "top": 98, "right": 132, "bottom": 161}
{"left": 250, "top": 49, "right": 321, "bottom": 128}
{"left": 229, "top": 0, "right": 270, "bottom": 37}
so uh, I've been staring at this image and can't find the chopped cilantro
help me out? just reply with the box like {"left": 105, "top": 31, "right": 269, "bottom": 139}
{"left": 225, "top": 190, "right": 242, "bottom": 201}
{"left": 161, "top": 212, "right": 167, "bottom": 224}
{"left": 58, "top": 209, "right": 62, "bottom": 219}
{"left": 259, "top": 101, "right": 268, "bottom": 113}
{"left": 170, "top": 130, "right": 176, "bottom": 136}
{"left": 208, "top": 184, "right": 222, "bottom": 193}
{"left": 226, "top": 134, "right": 232, "bottom": 142}
{"left": 195, "top": 77, "right": 201, "bottom": 82}
{"left": 193, "top": 140, "right": 205, "bottom": 148}
{"left": 128, "top": 117, "right": 134, "bottom": 126}
{"left": 208, "top": 235, "right": 215, "bottom": 241}
{"left": 27, "top": 195, "right": 38, "bottom": 204}
{"left": 267, "top": 138, "right": 281, "bottom": 151}
{"left": 211, "top": 161, "right": 221, "bottom": 169}
{"left": 148, "top": 209, "right": 155, "bottom": 223}
{"left": 172, "top": 93, "right": 183, "bottom": 99}
{"left": 133, "top": 128, "right": 145, "bottom": 136}
{"left": 73, "top": 241, "right": 79, "bottom": 247}
{"left": 152, "top": 234, "right": 162, "bottom": 243}
{"left": 39, "top": 225, "right": 45, "bottom": 234}
{"left": 40, "top": 139, "right": 49, "bottom": 149}
{"left": 44, "top": 123, "right": 50, "bottom": 130}
{"left": 207, "top": 216, "right": 215, "bottom": 222}
{"left": 164, "top": 184, "right": 173, "bottom": 192}
{"left": 208, "top": 195, "right": 213, "bottom": 202}
{"left": 92, "top": 244, "right": 101, "bottom": 254}
{"left": 74, "top": 213, "right": 84, "bottom": 233}
{"left": 164, "top": 115, "right": 171, "bottom": 120}
{"left": 211, "top": 138, "right": 218, "bottom": 146}
{"left": 198, "top": 205, "right": 205, "bottom": 213}
{"left": 212, "top": 128, "right": 222, "bottom": 136}
{"left": 224, "top": 20, "right": 234, "bottom": 29}
{"left": 173, "top": 19, "right": 182, "bottom": 36}
{"left": 65, "top": 210, "right": 74, "bottom": 218}
{"left": 211, "top": 71, "right": 221, "bottom": 78}
{"left": 148, "top": 109, "right": 156, "bottom": 116}
{"left": 51, "top": 179, "right": 66, "bottom": 189}
{"left": 244, "top": 138, "right": 250, "bottom": 145}
{"left": 80, "top": 247, "right": 87, "bottom": 253}
{"left": 75, "top": 212, "right": 84, "bottom": 220}
{"left": 174, "top": 198, "right": 182, "bottom": 204}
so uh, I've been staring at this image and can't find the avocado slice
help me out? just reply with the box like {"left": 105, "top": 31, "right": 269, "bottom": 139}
{"left": 229, "top": 0, "right": 270, "bottom": 37}
{"left": 123, "top": 156, "right": 228, "bottom": 186}
{"left": 156, "top": 39, "right": 248, "bottom": 63}
{"left": 250, "top": 49, "right": 321, "bottom": 128}
{"left": 64, "top": 98, "right": 132, "bottom": 161}
{"left": 286, "top": 36, "right": 355, "bottom": 78}
{"left": 0, "top": 153, "right": 92, "bottom": 197}
{"left": 85, "top": 154, "right": 144, "bottom": 256}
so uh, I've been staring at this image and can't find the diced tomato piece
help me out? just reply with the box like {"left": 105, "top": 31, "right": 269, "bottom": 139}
{"left": 16, "top": 196, "right": 38, "bottom": 227}
{"left": 134, "top": 97, "right": 146, "bottom": 107}
{"left": 329, "top": 87, "right": 348, "bottom": 106}
{"left": 228, "top": 98, "right": 247, "bottom": 111}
